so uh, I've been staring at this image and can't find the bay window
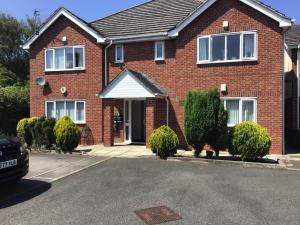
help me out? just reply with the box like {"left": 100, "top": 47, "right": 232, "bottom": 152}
{"left": 197, "top": 31, "right": 257, "bottom": 64}
{"left": 223, "top": 98, "right": 256, "bottom": 127}
{"left": 46, "top": 100, "right": 86, "bottom": 124}
{"left": 45, "top": 46, "right": 85, "bottom": 71}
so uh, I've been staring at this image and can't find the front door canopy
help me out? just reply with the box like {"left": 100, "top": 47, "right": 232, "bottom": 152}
{"left": 100, "top": 69, "right": 166, "bottom": 99}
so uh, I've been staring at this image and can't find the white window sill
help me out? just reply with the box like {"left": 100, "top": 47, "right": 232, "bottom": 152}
{"left": 45, "top": 68, "right": 85, "bottom": 72}
{"left": 197, "top": 59, "right": 257, "bottom": 65}
{"left": 115, "top": 61, "right": 124, "bottom": 64}
{"left": 75, "top": 121, "right": 86, "bottom": 125}
{"left": 155, "top": 58, "right": 165, "bottom": 61}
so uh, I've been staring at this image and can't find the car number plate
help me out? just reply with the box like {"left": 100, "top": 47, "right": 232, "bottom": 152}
{"left": 0, "top": 159, "right": 17, "bottom": 170}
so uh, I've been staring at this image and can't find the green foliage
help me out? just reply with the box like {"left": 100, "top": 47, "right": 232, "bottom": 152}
{"left": 16, "top": 118, "right": 29, "bottom": 145}
{"left": 184, "top": 88, "right": 228, "bottom": 157}
{"left": 42, "top": 117, "right": 56, "bottom": 149}
{"left": 0, "top": 85, "right": 29, "bottom": 135}
{"left": 229, "top": 121, "right": 271, "bottom": 161}
{"left": 149, "top": 125, "right": 179, "bottom": 159}
{"left": 54, "top": 116, "right": 81, "bottom": 152}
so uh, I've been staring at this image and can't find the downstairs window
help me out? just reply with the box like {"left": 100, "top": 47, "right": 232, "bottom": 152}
{"left": 46, "top": 100, "right": 86, "bottom": 124}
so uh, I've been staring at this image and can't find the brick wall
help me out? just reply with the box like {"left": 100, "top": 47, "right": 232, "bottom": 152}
{"left": 107, "top": 0, "right": 284, "bottom": 154}
{"left": 29, "top": 15, "right": 103, "bottom": 144}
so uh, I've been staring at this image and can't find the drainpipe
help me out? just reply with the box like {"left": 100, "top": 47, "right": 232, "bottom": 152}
{"left": 104, "top": 39, "right": 113, "bottom": 87}
{"left": 166, "top": 97, "right": 169, "bottom": 126}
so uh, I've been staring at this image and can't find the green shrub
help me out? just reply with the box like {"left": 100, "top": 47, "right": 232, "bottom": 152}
{"left": 32, "top": 117, "right": 46, "bottom": 148}
{"left": 27, "top": 117, "right": 39, "bottom": 147}
{"left": 42, "top": 117, "right": 56, "bottom": 149}
{"left": 229, "top": 121, "right": 271, "bottom": 161}
{"left": 184, "top": 88, "right": 228, "bottom": 157}
{"left": 54, "top": 116, "right": 81, "bottom": 152}
{"left": 149, "top": 125, "right": 179, "bottom": 159}
{"left": 16, "top": 118, "right": 29, "bottom": 145}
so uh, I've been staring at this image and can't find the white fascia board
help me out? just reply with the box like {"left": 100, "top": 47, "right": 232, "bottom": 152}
{"left": 23, "top": 8, "right": 105, "bottom": 50}
{"left": 168, "top": 0, "right": 217, "bottom": 37}
{"left": 168, "top": 0, "right": 291, "bottom": 38}
{"left": 239, "top": 0, "right": 292, "bottom": 27}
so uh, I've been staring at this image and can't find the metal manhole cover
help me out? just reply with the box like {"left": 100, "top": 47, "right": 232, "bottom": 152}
{"left": 134, "top": 206, "right": 182, "bottom": 225}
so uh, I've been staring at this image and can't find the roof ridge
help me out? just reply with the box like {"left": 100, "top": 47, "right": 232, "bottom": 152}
{"left": 90, "top": 0, "right": 160, "bottom": 24}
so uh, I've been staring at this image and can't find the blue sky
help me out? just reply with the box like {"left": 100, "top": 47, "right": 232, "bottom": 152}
{"left": 1, "top": 0, "right": 299, "bottom": 23}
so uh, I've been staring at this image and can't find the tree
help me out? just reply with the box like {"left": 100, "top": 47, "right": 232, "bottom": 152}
{"left": 184, "top": 89, "right": 228, "bottom": 157}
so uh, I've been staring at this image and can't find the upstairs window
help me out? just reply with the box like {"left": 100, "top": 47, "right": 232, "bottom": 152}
{"left": 115, "top": 44, "right": 124, "bottom": 63}
{"left": 197, "top": 32, "right": 257, "bottom": 64}
{"left": 223, "top": 98, "right": 256, "bottom": 127}
{"left": 155, "top": 41, "right": 165, "bottom": 61}
{"left": 45, "top": 46, "right": 85, "bottom": 71}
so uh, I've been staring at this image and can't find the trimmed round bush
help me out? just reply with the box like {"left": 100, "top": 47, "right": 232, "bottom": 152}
{"left": 28, "top": 117, "right": 39, "bottom": 147}
{"left": 149, "top": 125, "right": 179, "bottom": 159}
{"left": 42, "top": 117, "right": 56, "bottom": 149}
{"left": 16, "top": 118, "right": 29, "bottom": 145}
{"left": 54, "top": 116, "right": 81, "bottom": 152}
{"left": 229, "top": 121, "right": 271, "bottom": 161}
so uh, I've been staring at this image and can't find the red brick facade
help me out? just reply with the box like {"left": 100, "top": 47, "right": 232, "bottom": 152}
{"left": 29, "top": 16, "right": 103, "bottom": 144}
{"left": 29, "top": 0, "right": 287, "bottom": 154}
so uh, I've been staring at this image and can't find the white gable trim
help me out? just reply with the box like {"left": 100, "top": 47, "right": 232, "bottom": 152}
{"left": 168, "top": 0, "right": 292, "bottom": 37}
{"left": 100, "top": 70, "right": 156, "bottom": 99}
{"left": 23, "top": 8, "right": 105, "bottom": 50}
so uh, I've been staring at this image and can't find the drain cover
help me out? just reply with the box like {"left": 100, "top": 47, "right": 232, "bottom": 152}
{"left": 134, "top": 206, "right": 182, "bottom": 225}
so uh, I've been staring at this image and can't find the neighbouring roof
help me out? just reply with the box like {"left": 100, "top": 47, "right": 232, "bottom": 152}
{"left": 90, "top": 0, "right": 292, "bottom": 39}
{"left": 100, "top": 69, "right": 166, "bottom": 98}
{"left": 286, "top": 25, "right": 300, "bottom": 48}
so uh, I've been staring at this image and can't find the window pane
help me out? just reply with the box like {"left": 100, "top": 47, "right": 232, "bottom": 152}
{"left": 226, "top": 100, "right": 239, "bottom": 125}
{"left": 116, "top": 45, "right": 123, "bottom": 61}
{"left": 55, "top": 48, "right": 64, "bottom": 69}
{"left": 199, "top": 38, "right": 209, "bottom": 61}
{"left": 66, "top": 101, "right": 75, "bottom": 121}
{"left": 46, "top": 102, "right": 55, "bottom": 118}
{"left": 56, "top": 101, "right": 65, "bottom": 119}
{"left": 242, "top": 100, "right": 254, "bottom": 122}
{"left": 156, "top": 42, "right": 163, "bottom": 59}
{"left": 243, "top": 34, "right": 255, "bottom": 58}
{"left": 65, "top": 48, "right": 73, "bottom": 69}
{"left": 212, "top": 36, "right": 225, "bottom": 61}
{"left": 227, "top": 35, "right": 240, "bottom": 60}
{"left": 75, "top": 48, "right": 84, "bottom": 67}
{"left": 46, "top": 50, "right": 54, "bottom": 69}
{"left": 76, "top": 102, "right": 85, "bottom": 122}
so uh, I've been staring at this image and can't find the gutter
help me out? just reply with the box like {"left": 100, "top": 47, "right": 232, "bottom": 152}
{"left": 104, "top": 39, "right": 113, "bottom": 86}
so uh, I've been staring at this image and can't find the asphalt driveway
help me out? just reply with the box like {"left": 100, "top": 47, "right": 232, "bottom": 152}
{"left": 0, "top": 156, "right": 300, "bottom": 225}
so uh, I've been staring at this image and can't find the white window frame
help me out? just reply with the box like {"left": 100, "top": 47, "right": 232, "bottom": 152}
{"left": 223, "top": 97, "right": 257, "bottom": 127}
{"left": 45, "top": 100, "right": 86, "bottom": 124}
{"left": 44, "top": 45, "right": 85, "bottom": 72}
{"left": 155, "top": 41, "right": 165, "bottom": 61}
{"left": 115, "top": 44, "right": 124, "bottom": 63}
{"left": 197, "top": 31, "right": 258, "bottom": 64}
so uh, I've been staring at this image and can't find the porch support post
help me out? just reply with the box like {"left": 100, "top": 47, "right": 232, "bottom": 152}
{"left": 146, "top": 98, "right": 156, "bottom": 148}
{"left": 103, "top": 99, "right": 115, "bottom": 147}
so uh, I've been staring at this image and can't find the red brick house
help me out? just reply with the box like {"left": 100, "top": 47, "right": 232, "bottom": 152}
{"left": 23, "top": 0, "right": 298, "bottom": 155}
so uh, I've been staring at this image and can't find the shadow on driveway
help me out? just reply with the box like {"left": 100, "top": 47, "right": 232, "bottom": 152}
{"left": 0, "top": 179, "right": 51, "bottom": 209}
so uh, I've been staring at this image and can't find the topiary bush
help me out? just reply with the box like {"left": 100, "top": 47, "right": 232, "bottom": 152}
{"left": 32, "top": 116, "right": 46, "bottom": 148}
{"left": 16, "top": 118, "right": 29, "bottom": 146}
{"left": 149, "top": 125, "right": 179, "bottom": 159}
{"left": 54, "top": 116, "right": 81, "bottom": 152}
{"left": 27, "top": 117, "right": 39, "bottom": 148}
{"left": 42, "top": 117, "right": 56, "bottom": 149}
{"left": 184, "top": 88, "right": 228, "bottom": 157}
{"left": 228, "top": 121, "right": 271, "bottom": 161}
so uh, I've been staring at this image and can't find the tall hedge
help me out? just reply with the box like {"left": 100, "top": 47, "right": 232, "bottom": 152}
{"left": 54, "top": 116, "right": 81, "bottom": 152}
{"left": 184, "top": 89, "right": 228, "bottom": 157}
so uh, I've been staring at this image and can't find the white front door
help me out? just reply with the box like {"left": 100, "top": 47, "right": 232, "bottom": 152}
{"left": 124, "top": 100, "right": 132, "bottom": 144}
